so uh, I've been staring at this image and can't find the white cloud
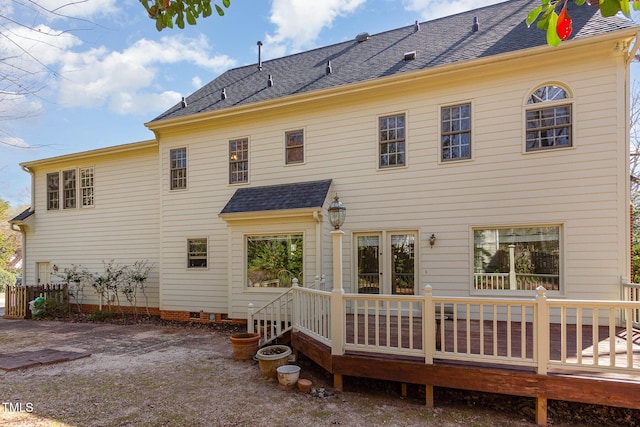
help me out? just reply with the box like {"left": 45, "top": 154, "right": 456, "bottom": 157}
{"left": 28, "top": 0, "right": 120, "bottom": 21}
{"left": 265, "top": 0, "right": 367, "bottom": 56}
{"left": 192, "top": 76, "right": 203, "bottom": 89}
{"left": 0, "top": 136, "right": 31, "bottom": 149}
{"left": 56, "top": 35, "right": 236, "bottom": 115}
{"left": 402, "top": 0, "right": 501, "bottom": 21}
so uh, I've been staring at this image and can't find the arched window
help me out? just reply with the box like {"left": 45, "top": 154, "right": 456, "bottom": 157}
{"left": 525, "top": 85, "right": 572, "bottom": 152}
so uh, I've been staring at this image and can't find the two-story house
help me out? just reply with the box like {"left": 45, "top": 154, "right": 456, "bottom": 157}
{"left": 10, "top": 0, "right": 639, "bottom": 322}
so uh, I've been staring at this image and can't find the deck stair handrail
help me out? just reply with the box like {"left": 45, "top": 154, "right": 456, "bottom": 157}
{"left": 247, "top": 287, "right": 294, "bottom": 346}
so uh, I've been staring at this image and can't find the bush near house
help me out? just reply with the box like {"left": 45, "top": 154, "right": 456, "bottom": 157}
{"left": 0, "top": 268, "right": 15, "bottom": 292}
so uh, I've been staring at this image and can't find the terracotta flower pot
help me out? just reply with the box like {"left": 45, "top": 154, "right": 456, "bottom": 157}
{"left": 229, "top": 332, "right": 260, "bottom": 360}
{"left": 255, "top": 345, "right": 292, "bottom": 378}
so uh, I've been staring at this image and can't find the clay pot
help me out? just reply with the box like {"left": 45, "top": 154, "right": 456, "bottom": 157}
{"left": 255, "top": 345, "right": 292, "bottom": 378}
{"left": 297, "top": 378, "right": 313, "bottom": 393}
{"left": 229, "top": 333, "right": 260, "bottom": 360}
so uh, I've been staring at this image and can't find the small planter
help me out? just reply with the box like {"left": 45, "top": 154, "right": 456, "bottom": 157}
{"left": 229, "top": 333, "right": 261, "bottom": 361}
{"left": 276, "top": 365, "right": 301, "bottom": 386}
{"left": 255, "top": 345, "right": 292, "bottom": 379}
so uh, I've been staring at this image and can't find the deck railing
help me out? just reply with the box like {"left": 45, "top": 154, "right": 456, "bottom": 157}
{"left": 247, "top": 287, "right": 294, "bottom": 345}
{"left": 621, "top": 281, "right": 640, "bottom": 327}
{"left": 287, "top": 285, "right": 640, "bottom": 377}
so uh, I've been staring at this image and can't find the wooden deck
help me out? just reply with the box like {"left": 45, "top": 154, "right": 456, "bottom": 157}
{"left": 291, "top": 315, "right": 640, "bottom": 425}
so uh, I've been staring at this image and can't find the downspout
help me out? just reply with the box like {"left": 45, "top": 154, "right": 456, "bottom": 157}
{"left": 18, "top": 165, "right": 35, "bottom": 286}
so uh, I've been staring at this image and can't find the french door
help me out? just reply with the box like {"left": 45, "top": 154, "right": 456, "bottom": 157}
{"left": 356, "top": 232, "right": 416, "bottom": 295}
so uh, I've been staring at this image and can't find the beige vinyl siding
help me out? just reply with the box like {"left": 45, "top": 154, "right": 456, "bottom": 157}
{"left": 152, "top": 40, "right": 628, "bottom": 316}
{"left": 23, "top": 144, "right": 160, "bottom": 308}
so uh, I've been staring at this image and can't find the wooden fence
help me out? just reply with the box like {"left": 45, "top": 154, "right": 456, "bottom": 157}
{"left": 3, "top": 283, "right": 68, "bottom": 319}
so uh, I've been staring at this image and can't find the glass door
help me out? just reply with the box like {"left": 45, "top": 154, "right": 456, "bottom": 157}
{"left": 391, "top": 234, "right": 415, "bottom": 295}
{"left": 357, "top": 234, "right": 381, "bottom": 294}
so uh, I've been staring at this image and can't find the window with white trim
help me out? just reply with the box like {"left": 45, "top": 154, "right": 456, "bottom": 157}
{"left": 473, "top": 226, "right": 560, "bottom": 292}
{"left": 47, "top": 172, "right": 59, "bottom": 211}
{"left": 285, "top": 130, "right": 304, "bottom": 164}
{"left": 247, "top": 234, "right": 303, "bottom": 288}
{"left": 80, "top": 167, "right": 94, "bottom": 207}
{"left": 379, "top": 114, "right": 406, "bottom": 168}
{"left": 170, "top": 147, "right": 187, "bottom": 190}
{"left": 187, "top": 238, "right": 208, "bottom": 268}
{"left": 525, "top": 85, "right": 572, "bottom": 151}
{"left": 62, "top": 169, "right": 76, "bottom": 209}
{"left": 441, "top": 103, "right": 471, "bottom": 161}
{"left": 229, "top": 138, "right": 248, "bottom": 184}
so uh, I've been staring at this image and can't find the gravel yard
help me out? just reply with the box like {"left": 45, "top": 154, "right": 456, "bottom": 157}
{"left": 0, "top": 316, "right": 637, "bottom": 426}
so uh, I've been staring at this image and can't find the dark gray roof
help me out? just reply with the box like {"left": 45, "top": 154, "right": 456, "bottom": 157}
{"left": 152, "top": 0, "right": 636, "bottom": 123}
{"left": 9, "top": 208, "right": 33, "bottom": 223}
{"left": 220, "top": 180, "right": 332, "bottom": 215}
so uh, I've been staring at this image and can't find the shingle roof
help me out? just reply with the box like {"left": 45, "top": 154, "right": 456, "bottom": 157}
{"left": 220, "top": 180, "right": 332, "bottom": 215}
{"left": 9, "top": 208, "right": 33, "bottom": 223}
{"left": 151, "top": 0, "right": 637, "bottom": 123}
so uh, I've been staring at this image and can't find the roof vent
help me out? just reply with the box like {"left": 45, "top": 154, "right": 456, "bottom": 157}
{"left": 404, "top": 51, "right": 416, "bottom": 61}
{"left": 181, "top": 97, "right": 187, "bottom": 108}
{"left": 221, "top": 88, "right": 227, "bottom": 100}
{"left": 326, "top": 60, "right": 333, "bottom": 75}
{"left": 472, "top": 16, "right": 479, "bottom": 33}
{"left": 257, "top": 41, "right": 263, "bottom": 70}
{"left": 414, "top": 20, "right": 420, "bottom": 32}
{"left": 267, "top": 74, "right": 274, "bottom": 87}
{"left": 355, "top": 32, "right": 370, "bottom": 42}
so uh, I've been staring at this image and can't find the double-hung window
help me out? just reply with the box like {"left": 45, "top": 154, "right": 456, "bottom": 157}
{"left": 379, "top": 114, "right": 406, "bottom": 168}
{"left": 187, "top": 238, "right": 208, "bottom": 268}
{"left": 229, "top": 138, "right": 249, "bottom": 184}
{"left": 170, "top": 148, "right": 187, "bottom": 190}
{"left": 285, "top": 130, "right": 304, "bottom": 164}
{"left": 47, "top": 173, "right": 60, "bottom": 211}
{"left": 441, "top": 103, "right": 471, "bottom": 161}
{"left": 80, "top": 167, "right": 94, "bottom": 207}
{"left": 525, "top": 85, "right": 572, "bottom": 151}
{"left": 62, "top": 169, "right": 77, "bottom": 209}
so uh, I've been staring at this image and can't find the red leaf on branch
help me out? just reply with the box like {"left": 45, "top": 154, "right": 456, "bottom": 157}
{"left": 556, "top": 3, "right": 573, "bottom": 40}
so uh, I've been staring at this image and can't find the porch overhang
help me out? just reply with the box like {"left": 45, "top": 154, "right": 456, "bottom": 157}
{"left": 9, "top": 208, "right": 34, "bottom": 232}
{"left": 219, "top": 179, "right": 332, "bottom": 222}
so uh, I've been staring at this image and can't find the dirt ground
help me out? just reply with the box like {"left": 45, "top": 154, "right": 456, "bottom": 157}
{"left": 0, "top": 316, "right": 636, "bottom": 427}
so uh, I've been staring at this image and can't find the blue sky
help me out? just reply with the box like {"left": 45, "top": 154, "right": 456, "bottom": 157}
{"left": 0, "top": 0, "right": 636, "bottom": 207}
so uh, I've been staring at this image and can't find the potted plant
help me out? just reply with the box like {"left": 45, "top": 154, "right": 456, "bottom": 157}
{"left": 229, "top": 332, "right": 261, "bottom": 360}
{"left": 255, "top": 345, "right": 292, "bottom": 378}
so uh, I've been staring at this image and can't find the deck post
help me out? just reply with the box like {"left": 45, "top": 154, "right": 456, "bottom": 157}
{"left": 247, "top": 303, "right": 255, "bottom": 333}
{"left": 535, "top": 286, "right": 549, "bottom": 375}
{"left": 424, "top": 285, "right": 435, "bottom": 365}
{"left": 330, "top": 230, "right": 345, "bottom": 356}
{"left": 536, "top": 396, "right": 548, "bottom": 426}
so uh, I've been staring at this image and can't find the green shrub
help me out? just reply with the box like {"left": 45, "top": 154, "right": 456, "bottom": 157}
{"left": 32, "top": 297, "right": 69, "bottom": 319}
{"left": 89, "top": 310, "right": 122, "bottom": 322}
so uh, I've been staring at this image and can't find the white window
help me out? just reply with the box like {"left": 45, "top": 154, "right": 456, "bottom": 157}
{"left": 229, "top": 138, "right": 248, "bottom": 184}
{"left": 80, "top": 167, "right": 94, "bottom": 207}
{"left": 170, "top": 147, "right": 187, "bottom": 190}
{"left": 473, "top": 226, "right": 560, "bottom": 292}
{"left": 525, "top": 85, "right": 572, "bottom": 151}
{"left": 441, "top": 103, "right": 471, "bottom": 161}
{"left": 62, "top": 169, "right": 76, "bottom": 209}
{"left": 379, "top": 114, "right": 406, "bottom": 168}
{"left": 47, "top": 172, "right": 59, "bottom": 211}
{"left": 247, "top": 234, "right": 303, "bottom": 287}
{"left": 187, "top": 238, "right": 208, "bottom": 268}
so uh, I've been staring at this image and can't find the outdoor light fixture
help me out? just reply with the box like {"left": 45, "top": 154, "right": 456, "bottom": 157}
{"left": 52, "top": 264, "right": 59, "bottom": 273}
{"left": 328, "top": 195, "right": 346, "bottom": 230}
{"left": 429, "top": 234, "right": 436, "bottom": 248}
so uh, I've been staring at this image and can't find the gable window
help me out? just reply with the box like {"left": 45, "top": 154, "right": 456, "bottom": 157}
{"left": 525, "top": 85, "right": 572, "bottom": 151}
{"left": 80, "top": 167, "right": 94, "bottom": 207}
{"left": 62, "top": 169, "right": 76, "bottom": 209}
{"left": 247, "top": 234, "right": 303, "bottom": 288}
{"left": 441, "top": 103, "right": 471, "bottom": 161}
{"left": 229, "top": 138, "right": 248, "bottom": 184}
{"left": 285, "top": 130, "right": 304, "bottom": 164}
{"left": 170, "top": 147, "right": 187, "bottom": 190}
{"left": 473, "top": 226, "right": 560, "bottom": 292}
{"left": 187, "top": 238, "right": 208, "bottom": 268}
{"left": 47, "top": 173, "right": 59, "bottom": 210}
{"left": 379, "top": 114, "right": 406, "bottom": 168}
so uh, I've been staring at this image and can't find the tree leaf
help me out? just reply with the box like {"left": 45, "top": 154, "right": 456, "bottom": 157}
{"left": 573, "top": 0, "right": 586, "bottom": 5}
{"left": 215, "top": 4, "right": 225, "bottom": 16}
{"left": 599, "top": 0, "right": 621, "bottom": 16}
{"left": 546, "top": 11, "right": 562, "bottom": 47}
{"left": 526, "top": 6, "right": 544, "bottom": 27}
{"left": 619, "top": 0, "right": 631, "bottom": 17}
{"left": 186, "top": 9, "right": 196, "bottom": 25}
{"left": 223, "top": 0, "right": 231, "bottom": 7}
